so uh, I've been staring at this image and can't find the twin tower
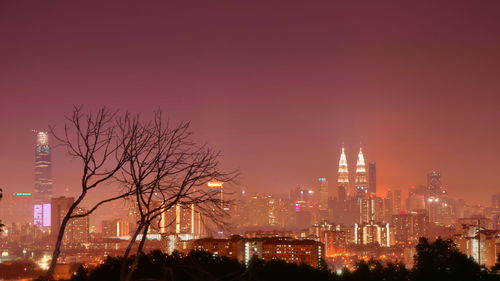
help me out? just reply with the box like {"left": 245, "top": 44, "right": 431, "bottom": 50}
{"left": 337, "top": 146, "right": 375, "bottom": 199}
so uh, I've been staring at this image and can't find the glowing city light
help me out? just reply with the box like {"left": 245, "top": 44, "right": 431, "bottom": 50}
{"left": 207, "top": 179, "right": 224, "bottom": 187}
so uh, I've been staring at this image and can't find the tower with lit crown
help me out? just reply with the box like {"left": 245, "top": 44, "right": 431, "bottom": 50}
{"left": 34, "top": 131, "right": 53, "bottom": 228}
{"left": 337, "top": 146, "right": 349, "bottom": 200}
{"left": 355, "top": 147, "right": 367, "bottom": 195}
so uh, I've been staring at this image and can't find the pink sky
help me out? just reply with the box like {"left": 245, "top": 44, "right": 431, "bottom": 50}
{"left": 1, "top": 1, "right": 500, "bottom": 215}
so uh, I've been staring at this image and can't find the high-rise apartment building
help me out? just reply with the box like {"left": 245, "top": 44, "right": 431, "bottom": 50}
{"left": 102, "top": 219, "right": 130, "bottom": 238}
{"left": 358, "top": 193, "right": 384, "bottom": 224}
{"left": 455, "top": 223, "right": 498, "bottom": 267}
{"left": 391, "top": 213, "right": 428, "bottom": 247}
{"left": 353, "top": 222, "right": 391, "bottom": 247}
{"left": 34, "top": 132, "right": 53, "bottom": 228}
{"left": 51, "top": 197, "right": 89, "bottom": 245}
{"left": 69, "top": 207, "right": 90, "bottom": 244}
{"left": 387, "top": 189, "right": 402, "bottom": 215}
{"left": 156, "top": 202, "right": 206, "bottom": 238}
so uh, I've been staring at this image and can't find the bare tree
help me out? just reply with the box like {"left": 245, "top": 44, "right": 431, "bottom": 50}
{"left": 45, "top": 106, "right": 139, "bottom": 280}
{"left": 118, "top": 111, "right": 235, "bottom": 281}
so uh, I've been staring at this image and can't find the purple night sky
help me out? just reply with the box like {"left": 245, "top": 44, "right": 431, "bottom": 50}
{"left": 1, "top": 1, "right": 500, "bottom": 216}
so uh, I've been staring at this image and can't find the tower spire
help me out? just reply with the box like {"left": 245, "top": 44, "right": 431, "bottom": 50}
{"left": 337, "top": 144, "right": 349, "bottom": 198}
{"left": 355, "top": 146, "right": 367, "bottom": 195}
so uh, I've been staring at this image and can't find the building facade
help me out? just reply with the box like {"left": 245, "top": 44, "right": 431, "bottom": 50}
{"left": 34, "top": 132, "right": 53, "bottom": 228}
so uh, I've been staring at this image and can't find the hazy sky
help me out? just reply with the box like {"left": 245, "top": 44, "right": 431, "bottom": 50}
{"left": 1, "top": 0, "right": 500, "bottom": 210}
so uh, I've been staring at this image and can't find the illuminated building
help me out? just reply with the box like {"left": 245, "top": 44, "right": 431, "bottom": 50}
{"left": 51, "top": 197, "right": 89, "bottom": 245}
{"left": 268, "top": 196, "right": 289, "bottom": 227}
{"left": 69, "top": 207, "right": 90, "bottom": 244}
{"left": 34, "top": 132, "right": 53, "bottom": 228}
{"left": 353, "top": 221, "right": 391, "bottom": 247}
{"left": 154, "top": 202, "right": 206, "bottom": 239}
{"left": 425, "top": 172, "right": 455, "bottom": 225}
{"left": 242, "top": 195, "right": 273, "bottom": 227}
{"left": 355, "top": 147, "right": 367, "bottom": 195}
{"left": 384, "top": 189, "right": 402, "bottom": 221}
{"left": 308, "top": 223, "right": 348, "bottom": 256}
{"left": 102, "top": 219, "right": 130, "bottom": 238}
{"left": 457, "top": 216, "right": 492, "bottom": 232}
{"left": 317, "top": 177, "right": 329, "bottom": 211}
{"left": 194, "top": 236, "right": 325, "bottom": 268}
{"left": 368, "top": 162, "right": 376, "bottom": 194}
{"left": 261, "top": 238, "right": 325, "bottom": 268}
{"left": 244, "top": 229, "right": 294, "bottom": 238}
{"left": 427, "top": 171, "right": 443, "bottom": 195}
{"left": 391, "top": 213, "right": 428, "bottom": 247}
{"left": 319, "top": 230, "right": 347, "bottom": 256}
{"left": 337, "top": 146, "right": 349, "bottom": 200}
{"left": 291, "top": 186, "right": 315, "bottom": 228}
{"left": 294, "top": 202, "right": 313, "bottom": 229}
{"left": 333, "top": 146, "right": 351, "bottom": 224}
{"left": 192, "top": 236, "right": 243, "bottom": 260}
{"left": 207, "top": 179, "right": 225, "bottom": 210}
{"left": 236, "top": 194, "right": 291, "bottom": 228}
{"left": 358, "top": 194, "right": 384, "bottom": 224}
{"left": 455, "top": 224, "right": 499, "bottom": 267}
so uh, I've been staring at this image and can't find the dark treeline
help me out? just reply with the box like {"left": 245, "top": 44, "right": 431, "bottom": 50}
{"left": 66, "top": 238, "right": 499, "bottom": 281}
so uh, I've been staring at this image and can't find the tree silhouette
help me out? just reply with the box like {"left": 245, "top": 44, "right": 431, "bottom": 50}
{"left": 45, "top": 106, "right": 140, "bottom": 280}
{"left": 69, "top": 237, "right": 500, "bottom": 281}
{"left": 412, "top": 237, "right": 484, "bottom": 281}
{"left": 117, "top": 111, "right": 236, "bottom": 281}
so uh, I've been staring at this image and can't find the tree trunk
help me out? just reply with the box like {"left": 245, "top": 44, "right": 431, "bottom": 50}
{"left": 45, "top": 192, "right": 86, "bottom": 280}
{"left": 124, "top": 223, "right": 150, "bottom": 281}
{"left": 45, "top": 207, "right": 73, "bottom": 279}
{"left": 120, "top": 221, "right": 144, "bottom": 281}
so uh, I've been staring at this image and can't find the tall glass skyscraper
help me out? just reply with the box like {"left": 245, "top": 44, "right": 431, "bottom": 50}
{"left": 34, "top": 131, "right": 53, "bottom": 228}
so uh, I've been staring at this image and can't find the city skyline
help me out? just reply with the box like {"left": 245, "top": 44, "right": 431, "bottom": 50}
{"left": 1, "top": 2, "right": 500, "bottom": 278}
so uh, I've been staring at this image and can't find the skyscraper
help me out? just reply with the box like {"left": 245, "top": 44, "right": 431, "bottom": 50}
{"left": 387, "top": 189, "right": 402, "bottom": 215}
{"left": 34, "top": 131, "right": 53, "bottom": 228}
{"left": 427, "top": 171, "right": 443, "bottom": 195}
{"left": 368, "top": 162, "right": 376, "bottom": 194}
{"left": 391, "top": 213, "right": 428, "bottom": 247}
{"left": 337, "top": 146, "right": 349, "bottom": 200}
{"left": 426, "top": 172, "right": 452, "bottom": 224}
{"left": 208, "top": 179, "right": 225, "bottom": 210}
{"left": 317, "top": 177, "right": 328, "bottom": 211}
{"left": 358, "top": 193, "right": 384, "bottom": 224}
{"left": 355, "top": 147, "right": 367, "bottom": 195}
{"left": 69, "top": 207, "right": 90, "bottom": 245}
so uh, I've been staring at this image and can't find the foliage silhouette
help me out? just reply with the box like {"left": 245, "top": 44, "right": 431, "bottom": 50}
{"left": 69, "top": 238, "right": 500, "bottom": 281}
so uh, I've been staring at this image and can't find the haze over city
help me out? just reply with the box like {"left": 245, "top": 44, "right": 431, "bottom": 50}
{"left": 1, "top": 1, "right": 500, "bottom": 280}
{"left": 2, "top": 1, "right": 500, "bottom": 207}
